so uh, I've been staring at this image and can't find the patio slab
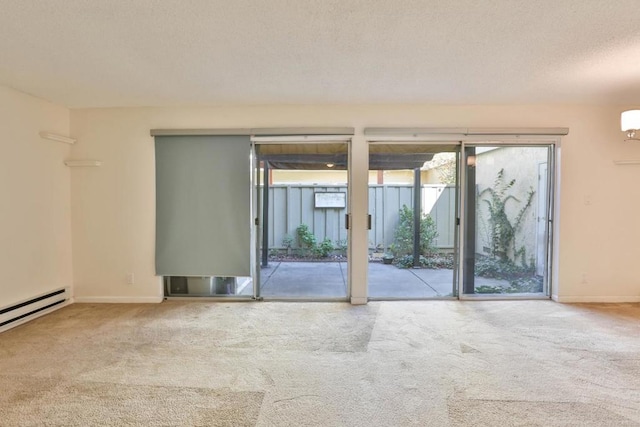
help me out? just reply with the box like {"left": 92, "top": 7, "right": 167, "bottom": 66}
{"left": 256, "top": 261, "right": 513, "bottom": 299}
{"left": 260, "top": 261, "right": 347, "bottom": 298}
{"left": 368, "top": 263, "right": 441, "bottom": 298}
{"left": 406, "top": 268, "right": 455, "bottom": 297}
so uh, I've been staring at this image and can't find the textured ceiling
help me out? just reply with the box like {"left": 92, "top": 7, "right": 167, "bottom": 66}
{"left": 1, "top": 1, "right": 639, "bottom": 108}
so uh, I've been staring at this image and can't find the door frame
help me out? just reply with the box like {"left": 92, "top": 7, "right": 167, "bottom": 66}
{"left": 536, "top": 161, "right": 548, "bottom": 277}
{"left": 250, "top": 135, "right": 353, "bottom": 301}
{"left": 458, "top": 139, "right": 558, "bottom": 300}
{"left": 366, "top": 140, "right": 462, "bottom": 300}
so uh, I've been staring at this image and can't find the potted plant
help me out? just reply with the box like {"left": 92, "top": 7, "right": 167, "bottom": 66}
{"left": 382, "top": 253, "right": 395, "bottom": 264}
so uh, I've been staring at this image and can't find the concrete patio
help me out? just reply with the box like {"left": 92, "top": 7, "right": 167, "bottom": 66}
{"left": 255, "top": 261, "right": 510, "bottom": 298}
{"left": 260, "top": 261, "right": 348, "bottom": 298}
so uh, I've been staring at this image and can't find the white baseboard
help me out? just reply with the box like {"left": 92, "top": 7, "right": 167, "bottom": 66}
{"left": 74, "top": 296, "right": 163, "bottom": 303}
{"left": 553, "top": 295, "right": 640, "bottom": 303}
{"left": 350, "top": 297, "right": 367, "bottom": 305}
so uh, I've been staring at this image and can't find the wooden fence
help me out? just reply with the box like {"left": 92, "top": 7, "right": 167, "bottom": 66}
{"left": 263, "top": 184, "right": 456, "bottom": 251}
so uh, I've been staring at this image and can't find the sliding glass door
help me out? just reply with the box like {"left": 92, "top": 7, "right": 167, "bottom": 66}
{"left": 254, "top": 141, "right": 350, "bottom": 300}
{"left": 461, "top": 144, "right": 554, "bottom": 296}
{"left": 367, "top": 143, "right": 460, "bottom": 299}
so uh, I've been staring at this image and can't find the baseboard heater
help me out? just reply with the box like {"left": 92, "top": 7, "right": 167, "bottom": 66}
{"left": 0, "top": 288, "right": 68, "bottom": 330}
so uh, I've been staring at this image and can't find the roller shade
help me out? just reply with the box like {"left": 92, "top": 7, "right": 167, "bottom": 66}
{"left": 155, "top": 135, "right": 251, "bottom": 276}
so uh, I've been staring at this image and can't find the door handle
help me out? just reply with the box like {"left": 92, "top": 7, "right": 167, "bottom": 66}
{"left": 345, "top": 214, "right": 371, "bottom": 230}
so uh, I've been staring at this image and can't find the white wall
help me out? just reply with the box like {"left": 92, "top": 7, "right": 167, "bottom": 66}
{"left": 0, "top": 86, "right": 72, "bottom": 307}
{"left": 69, "top": 105, "right": 640, "bottom": 302}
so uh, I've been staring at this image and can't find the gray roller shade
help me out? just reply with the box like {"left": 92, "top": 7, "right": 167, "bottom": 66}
{"left": 155, "top": 135, "right": 251, "bottom": 276}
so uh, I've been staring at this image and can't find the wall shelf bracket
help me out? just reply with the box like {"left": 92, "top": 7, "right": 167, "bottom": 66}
{"left": 64, "top": 160, "right": 102, "bottom": 167}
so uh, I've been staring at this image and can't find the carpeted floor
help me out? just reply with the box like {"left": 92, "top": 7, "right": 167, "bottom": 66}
{"left": 0, "top": 301, "right": 639, "bottom": 426}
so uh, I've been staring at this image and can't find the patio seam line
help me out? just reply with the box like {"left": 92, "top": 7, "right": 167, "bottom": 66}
{"left": 260, "top": 261, "right": 281, "bottom": 291}
{"left": 407, "top": 268, "right": 441, "bottom": 296}
{"left": 338, "top": 261, "right": 347, "bottom": 295}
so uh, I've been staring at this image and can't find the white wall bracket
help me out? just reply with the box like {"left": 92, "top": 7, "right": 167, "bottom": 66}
{"left": 613, "top": 160, "right": 640, "bottom": 165}
{"left": 40, "top": 131, "right": 76, "bottom": 145}
{"left": 64, "top": 160, "right": 102, "bottom": 167}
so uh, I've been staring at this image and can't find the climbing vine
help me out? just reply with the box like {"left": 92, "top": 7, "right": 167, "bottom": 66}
{"left": 479, "top": 168, "right": 534, "bottom": 264}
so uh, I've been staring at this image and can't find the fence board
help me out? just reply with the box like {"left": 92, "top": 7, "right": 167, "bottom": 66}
{"left": 271, "top": 187, "right": 287, "bottom": 247}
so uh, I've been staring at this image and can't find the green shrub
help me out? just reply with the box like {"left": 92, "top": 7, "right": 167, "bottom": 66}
{"left": 391, "top": 205, "right": 438, "bottom": 257}
{"left": 395, "top": 253, "right": 454, "bottom": 269}
{"left": 475, "top": 277, "right": 543, "bottom": 294}
{"left": 296, "top": 224, "right": 316, "bottom": 255}
{"left": 422, "top": 253, "right": 455, "bottom": 269}
{"left": 475, "top": 285, "right": 504, "bottom": 294}
{"left": 475, "top": 257, "right": 522, "bottom": 278}
{"left": 313, "top": 238, "right": 334, "bottom": 258}
{"left": 296, "top": 224, "right": 332, "bottom": 258}
{"left": 474, "top": 256, "right": 543, "bottom": 292}
{"left": 395, "top": 254, "right": 428, "bottom": 268}
{"left": 281, "top": 234, "right": 294, "bottom": 248}
{"left": 507, "top": 276, "right": 543, "bottom": 293}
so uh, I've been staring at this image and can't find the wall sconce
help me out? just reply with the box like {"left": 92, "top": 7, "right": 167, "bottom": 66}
{"left": 621, "top": 110, "right": 640, "bottom": 141}
{"left": 466, "top": 155, "right": 476, "bottom": 167}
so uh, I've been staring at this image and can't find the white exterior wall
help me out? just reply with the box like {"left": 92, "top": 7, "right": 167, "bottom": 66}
{"left": 474, "top": 146, "right": 549, "bottom": 267}
{"left": 69, "top": 104, "right": 640, "bottom": 303}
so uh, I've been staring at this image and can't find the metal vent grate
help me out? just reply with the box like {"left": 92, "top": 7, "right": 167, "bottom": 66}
{"left": 0, "top": 288, "right": 68, "bottom": 330}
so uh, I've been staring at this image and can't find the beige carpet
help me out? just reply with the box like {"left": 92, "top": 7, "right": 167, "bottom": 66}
{"left": 0, "top": 301, "right": 639, "bottom": 426}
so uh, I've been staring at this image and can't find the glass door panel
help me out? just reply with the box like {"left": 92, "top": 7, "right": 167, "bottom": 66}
{"left": 462, "top": 145, "right": 552, "bottom": 296}
{"left": 255, "top": 142, "right": 349, "bottom": 299}
{"left": 367, "top": 143, "right": 460, "bottom": 299}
